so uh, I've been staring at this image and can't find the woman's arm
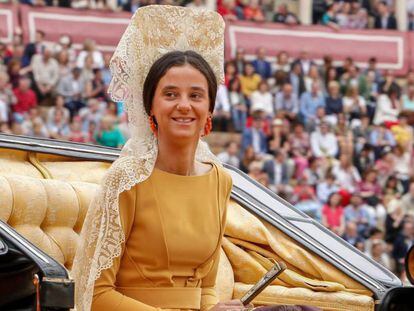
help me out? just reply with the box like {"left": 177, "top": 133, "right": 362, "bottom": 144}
{"left": 92, "top": 187, "right": 166, "bottom": 311}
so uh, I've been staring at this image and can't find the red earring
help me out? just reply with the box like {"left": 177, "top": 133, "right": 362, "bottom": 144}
{"left": 202, "top": 116, "right": 212, "bottom": 137}
{"left": 149, "top": 115, "right": 157, "bottom": 137}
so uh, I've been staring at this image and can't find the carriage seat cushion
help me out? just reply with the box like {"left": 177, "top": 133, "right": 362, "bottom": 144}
{"left": 0, "top": 174, "right": 99, "bottom": 269}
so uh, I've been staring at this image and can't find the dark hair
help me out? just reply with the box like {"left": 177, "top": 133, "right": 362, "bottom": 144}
{"left": 142, "top": 50, "right": 217, "bottom": 116}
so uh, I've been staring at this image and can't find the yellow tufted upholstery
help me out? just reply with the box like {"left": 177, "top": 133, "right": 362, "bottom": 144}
{"left": 0, "top": 147, "right": 375, "bottom": 310}
{"left": 0, "top": 174, "right": 99, "bottom": 269}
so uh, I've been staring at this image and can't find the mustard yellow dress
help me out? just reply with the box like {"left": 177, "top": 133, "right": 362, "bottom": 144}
{"left": 92, "top": 162, "right": 232, "bottom": 311}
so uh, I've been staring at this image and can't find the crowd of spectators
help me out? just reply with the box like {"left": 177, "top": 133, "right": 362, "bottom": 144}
{"left": 0, "top": 31, "right": 128, "bottom": 148}
{"left": 214, "top": 47, "right": 414, "bottom": 281}
{"left": 2, "top": 0, "right": 414, "bottom": 30}
{"left": 0, "top": 22, "right": 413, "bottom": 282}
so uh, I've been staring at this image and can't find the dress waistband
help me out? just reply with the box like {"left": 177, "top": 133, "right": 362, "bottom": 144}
{"left": 117, "top": 286, "right": 201, "bottom": 309}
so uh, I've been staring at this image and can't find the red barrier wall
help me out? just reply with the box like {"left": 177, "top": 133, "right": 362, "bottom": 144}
{"left": 20, "top": 5, "right": 130, "bottom": 53}
{"left": 0, "top": 4, "right": 18, "bottom": 44}
{"left": 225, "top": 21, "right": 411, "bottom": 75}
{"left": 0, "top": 4, "right": 413, "bottom": 74}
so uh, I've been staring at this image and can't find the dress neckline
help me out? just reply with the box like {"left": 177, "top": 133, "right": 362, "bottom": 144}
{"left": 153, "top": 162, "right": 215, "bottom": 178}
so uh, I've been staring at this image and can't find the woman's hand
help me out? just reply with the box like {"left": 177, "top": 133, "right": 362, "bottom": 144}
{"left": 210, "top": 299, "right": 248, "bottom": 310}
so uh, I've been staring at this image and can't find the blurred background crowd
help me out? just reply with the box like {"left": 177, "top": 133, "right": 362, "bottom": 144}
{"left": 0, "top": 0, "right": 413, "bottom": 282}
{"left": 0, "top": 0, "right": 413, "bottom": 30}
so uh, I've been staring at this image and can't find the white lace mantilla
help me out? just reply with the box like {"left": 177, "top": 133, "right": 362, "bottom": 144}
{"left": 72, "top": 5, "right": 225, "bottom": 310}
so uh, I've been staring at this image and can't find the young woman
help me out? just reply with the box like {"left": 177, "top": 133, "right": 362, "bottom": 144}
{"left": 74, "top": 6, "right": 320, "bottom": 311}
{"left": 322, "top": 192, "right": 345, "bottom": 236}
{"left": 72, "top": 6, "right": 248, "bottom": 311}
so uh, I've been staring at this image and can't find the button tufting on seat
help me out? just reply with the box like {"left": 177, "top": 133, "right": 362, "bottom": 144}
{"left": 0, "top": 174, "right": 99, "bottom": 269}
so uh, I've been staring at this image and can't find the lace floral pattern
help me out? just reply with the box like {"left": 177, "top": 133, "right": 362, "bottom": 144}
{"left": 72, "top": 5, "right": 224, "bottom": 310}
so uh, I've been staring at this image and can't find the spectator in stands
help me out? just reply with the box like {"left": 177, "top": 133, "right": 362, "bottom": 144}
{"left": 78, "top": 98, "right": 104, "bottom": 132}
{"left": 289, "top": 62, "right": 306, "bottom": 100}
{"left": 325, "top": 81, "right": 343, "bottom": 122}
{"left": 384, "top": 175, "right": 405, "bottom": 198}
{"left": 409, "top": 0, "right": 414, "bottom": 30}
{"left": 12, "top": 76, "right": 37, "bottom": 121}
{"left": 310, "top": 121, "right": 338, "bottom": 158}
{"left": 217, "top": 0, "right": 242, "bottom": 21}
{"left": 0, "top": 71, "right": 16, "bottom": 122}
{"left": 322, "top": 192, "right": 345, "bottom": 235}
{"left": 365, "top": 57, "right": 382, "bottom": 84}
{"left": 340, "top": 65, "right": 368, "bottom": 97}
{"left": 401, "top": 182, "right": 414, "bottom": 217}
{"left": 68, "top": 116, "right": 88, "bottom": 143}
{"left": 228, "top": 78, "right": 247, "bottom": 132}
{"left": 274, "top": 82, "right": 299, "bottom": 120}
{"left": 317, "top": 173, "right": 339, "bottom": 203}
{"left": 251, "top": 47, "right": 271, "bottom": 80}
{"left": 288, "top": 122, "right": 310, "bottom": 155}
{"left": 56, "top": 50, "right": 72, "bottom": 78}
{"left": 95, "top": 115, "right": 125, "bottom": 148}
{"left": 273, "top": 4, "right": 299, "bottom": 25}
{"left": 224, "top": 61, "right": 237, "bottom": 87}
{"left": 31, "top": 46, "right": 59, "bottom": 105}
{"left": 47, "top": 95, "right": 70, "bottom": 125}
{"left": 293, "top": 50, "right": 315, "bottom": 76}
{"left": 47, "top": 109, "right": 70, "bottom": 140}
{"left": 334, "top": 112, "right": 354, "bottom": 155}
{"left": 213, "top": 84, "right": 231, "bottom": 132}
{"left": 293, "top": 177, "right": 322, "bottom": 219}
{"left": 343, "top": 85, "right": 367, "bottom": 121}
{"left": 22, "top": 30, "right": 46, "bottom": 68}
{"left": 379, "top": 70, "right": 401, "bottom": 97}
{"left": 391, "top": 112, "right": 413, "bottom": 151}
{"left": 300, "top": 81, "right": 325, "bottom": 126}
{"left": 272, "top": 51, "right": 290, "bottom": 73}
{"left": 351, "top": 7, "right": 369, "bottom": 29}
{"left": 366, "top": 239, "right": 391, "bottom": 269}
{"left": 354, "top": 143, "right": 375, "bottom": 175}
{"left": 374, "top": 1, "right": 397, "bottom": 30}
{"left": 243, "top": 0, "right": 265, "bottom": 22}
{"left": 57, "top": 67, "right": 87, "bottom": 117}
{"left": 304, "top": 64, "right": 322, "bottom": 93}
{"left": 85, "top": 68, "right": 107, "bottom": 101}
{"left": 358, "top": 169, "right": 382, "bottom": 204}
{"left": 369, "top": 124, "right": 396, "bottom": 158}
{"left": 393, "top": 220, "right": 414, "bottom": 278}
{"left": 401, "top": 85, "right": 414, "bottom": 111}
{"left": 321, "top": 3, "right": 340, "bottom": 30}
{"left": 344, "top": 192, "right": 373, "bottom": 238}
{"left": 251, "top": 80, "right": 273, "bottom": 118}
{"left": 263, "top": 149, "right": 290, "bottom": 190}
{"left": 241, "top": 112, "right": 267, "bottom": 155}
{"left": 21, "top": 107, "right": 48, "bottom": 137}
{"left": 374, "top": 89, "right": 401, "bottom": 126}
{"left": 239, "top": 62, "right": 261, "bottom": 100}
{"left": 332, "top": 153, "right": 361, "bottom": 192}
{"left": 342, "top": 221, "right": 365, "bottom": 250}
{"left": 76, "top": 39, "right": 104, "bottom": 69}
{"left": 233, "top": 48, "right": 246, "bottom": 75}
{"left": 217, "top": 141, "right": 240, "bottom": 168}
{"left": 53, "top": 35, "right": 76, "bottom": 66}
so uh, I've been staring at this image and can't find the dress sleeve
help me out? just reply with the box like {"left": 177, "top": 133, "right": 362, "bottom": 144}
{"left": 200, "top": 168, "right": 233, "bottom": 311}
{"left": 92, "top": 187, "right": 166, "bottom": 311}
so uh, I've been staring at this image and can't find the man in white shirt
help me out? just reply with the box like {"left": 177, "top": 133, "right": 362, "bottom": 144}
{"left": 274, "top": 82, "right": 299, "bottom": 119}
{"left": 310, "top": 121, "right": 338, "bottom": 158}
{"left": 31, "top": 47, "right": 59, "bottom": 103}
{"left": 213, "top": 84, "right": 231, "bottom": 131}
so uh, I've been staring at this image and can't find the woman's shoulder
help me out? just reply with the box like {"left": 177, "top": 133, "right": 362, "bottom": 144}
{"left": 214, "top": 162, "right": 233, "bottom": 192}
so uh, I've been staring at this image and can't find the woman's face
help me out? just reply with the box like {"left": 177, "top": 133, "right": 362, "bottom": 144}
{"left": 151, "top": 64, "right": 210, "bottom": 141}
